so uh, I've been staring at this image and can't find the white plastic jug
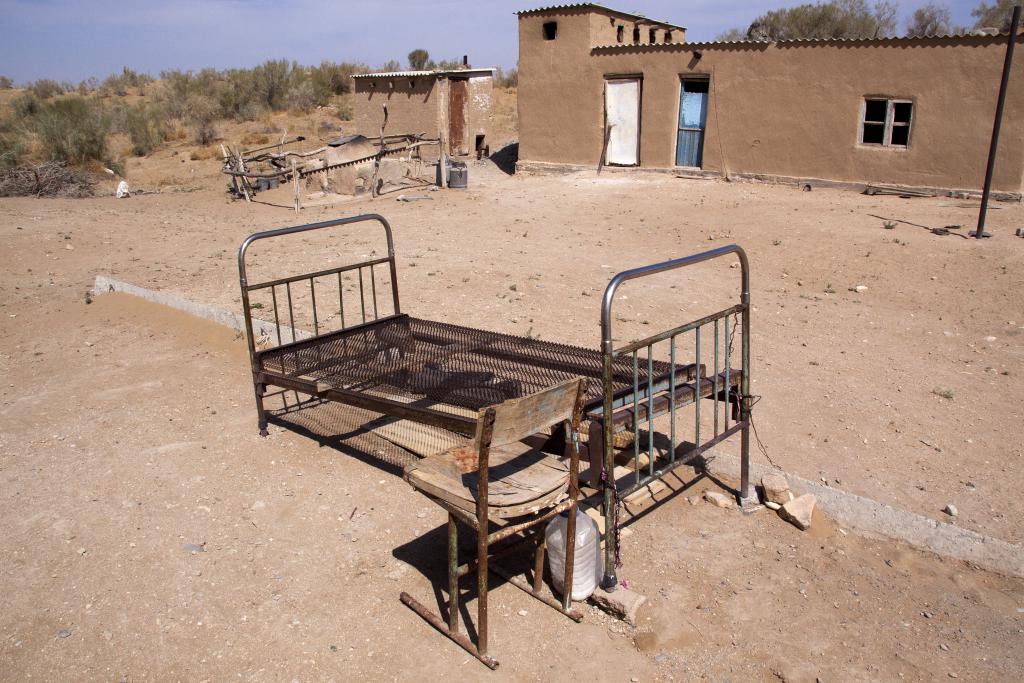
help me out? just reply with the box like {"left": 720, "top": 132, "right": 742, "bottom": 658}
{"left": 545, "top": 507, "right": 603, "bottom": 601}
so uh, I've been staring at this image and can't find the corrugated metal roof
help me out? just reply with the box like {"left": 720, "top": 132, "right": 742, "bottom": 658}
{"left": 517, "top": 3, "right": 685, "bottom": 31}
{"left": 353, "top": 67, "right": 497, "bottom": 79}
{"left": 591, "top": 29, "right": 1018, "bottom": 50}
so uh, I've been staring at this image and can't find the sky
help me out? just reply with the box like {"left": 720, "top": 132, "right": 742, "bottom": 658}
{"left": 0, "top": 0, "right": 988, "bottom": 83}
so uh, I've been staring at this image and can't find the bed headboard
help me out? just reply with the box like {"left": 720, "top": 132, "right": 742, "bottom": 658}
{"left": 237, "top": 213, "right": 401, "bottom": 371}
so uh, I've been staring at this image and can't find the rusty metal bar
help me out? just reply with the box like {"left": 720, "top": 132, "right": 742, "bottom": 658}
{"left": 337, "top": 272, "right": 345, "bottom": 329}
{"left": 245, "top": 257, "right": 391, "bottom": 292}
{"left": 724, "top": 315, "right": 730, "bottom": 431}
{"left": 713, "top": 318, "right": 719, "bottom": 438}
{"left": 619, "top": 422, "right": 745, "bottom": 497}
{"left": 270, "top": 286, "right": 282, "bottom": 346}
{"left": 370, "top": 264, "right": 379, "bottom": 319}
{"left": 358, "top": 267, "right": 367, "bottom": 324}
{"left": 285, "top": 281, "right": 296, "bottom": 343}
{"left": 309, "top": 277, "right": 319, "bottom": 336}
{"left": 632, "top": 351, "right": 639, "bottom": 488}
{"left": 400, "top": 592, "right": 498, "bottom": 670}
{"left": 694, "top": 326, "right": 701, "bottom": 449}
{"left": 669, "top": 335, "right": 677, "bottom": 463}
{"left": 448, "top": 514, "right": 459, "bottom": 633}
{"left": 647, "top": 348, "right": 654, "bottom": 477}
{"left": 614, "top": 304, "right": 743, "bottom": 356}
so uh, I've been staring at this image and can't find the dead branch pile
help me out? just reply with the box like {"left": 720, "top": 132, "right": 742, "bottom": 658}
{"left": 0, "top": 162, "right": 95, "bottom": 198}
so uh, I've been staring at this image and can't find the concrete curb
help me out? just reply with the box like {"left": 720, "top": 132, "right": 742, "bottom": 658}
{"left": 93, "top": 275, "right": 310, "bottom": 343}
{"left": 706, "top": 452, "right": 1024, "bottom": 578}
{"left": 92, "top": 275, "right": 1024, "bottom": 578}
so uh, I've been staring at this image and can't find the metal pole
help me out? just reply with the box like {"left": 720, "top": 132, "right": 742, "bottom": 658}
{"left": 976, "top": 4, "right": 1021, "bottom": 238}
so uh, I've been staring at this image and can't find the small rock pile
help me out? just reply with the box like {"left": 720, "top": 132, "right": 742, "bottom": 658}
{"left": 761, "top": 473, "right": 816, "bottom": 531}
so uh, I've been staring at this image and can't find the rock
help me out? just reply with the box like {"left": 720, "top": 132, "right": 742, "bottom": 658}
{"left": 704, "top": 491, "right": 734, "bottom": 509}
{"left": 849, "top": 284, "right": 868, "bottom": 293}
{"left": 779, "top": 494, "right": 816, "bottom": 530}
{"left": 760, "top": 473, "right": 791, "bottom": 505}
{"left": 589, "top": 585, "right": 647, "bottom": 626}
{"left": 517, "top": 609, "right": 528, "bottom": 616}
{"left": 943, "top": 504, "right": 958, "bottom": 517}
{"left": 56, "top": 628, "right": 72, "bottom": 639}
{"left": 765, "top": 501, "right": 781, "bottom": 511}
{"left": 183, "top": 542, "right": 206, "bottom": 553}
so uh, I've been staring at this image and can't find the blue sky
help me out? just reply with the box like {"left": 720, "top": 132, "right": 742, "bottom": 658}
{"left": 0, "top": 1, "right": 986, "bottom": 83}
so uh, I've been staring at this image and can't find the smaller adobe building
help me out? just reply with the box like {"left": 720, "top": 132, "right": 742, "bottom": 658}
{"left": 352, "top": 68, "right": 495, "bottom": 159}
{"left": 516, "top": 3, "right": 1024, "bottom": 197}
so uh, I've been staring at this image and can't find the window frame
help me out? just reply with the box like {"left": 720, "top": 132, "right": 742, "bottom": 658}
{"left": 859, "top": 97, "right": 914, "bottom": 148}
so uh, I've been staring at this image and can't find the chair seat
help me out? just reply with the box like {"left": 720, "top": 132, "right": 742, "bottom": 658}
{"left": 405, "top": 443, "right": 569, "bottom": 519}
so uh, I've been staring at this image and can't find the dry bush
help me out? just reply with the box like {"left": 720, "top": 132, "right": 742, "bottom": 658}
{"left": 0, "top": 76, "right": 13, "bottom": 89}
{"left": 241, "top": 131, "right": 270, "bottom": 146}
{"left": 185, "top": 94, "right": 219, "bottom": 145}
{"left": 34, "top": 96, "right": 109, "bottom": 164}
{"left": 0, "top": 161, "right": 94, "bottom": 197}
{"left": 189, "top": 146, "right": 219, "bottom": 161}
{"left": 125, "top": 103, "right": 166, "bottom": 156}
{"left": 27, "top": 79, "right": 66, "bottom": 99}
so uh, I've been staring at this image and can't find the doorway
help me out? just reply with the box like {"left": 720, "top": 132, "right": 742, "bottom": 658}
{"left": 676, "top": 78, "right": 709, "bottom": 167}
{"left": 604, "top": 77, "right": 641, "bottom": 166}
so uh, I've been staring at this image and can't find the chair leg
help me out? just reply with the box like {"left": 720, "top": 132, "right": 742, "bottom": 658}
{"left": 477, "top": 516, "right": 489, "bottom": 656}
{"left": 254, "top": 383, "right": 268, "bottom": 437}
{"left": 447, "top": 513, "right": 459, "bottom": 633}
{"left": 562, "top": 501, "right": 578, "bottom": 611}
{"left": 532, "top": 537, "right": 546, "bottom": 593}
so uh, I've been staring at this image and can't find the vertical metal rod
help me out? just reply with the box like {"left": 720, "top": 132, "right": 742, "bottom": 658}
{"left": 694, "top": 326, "right": 702, "bottom": 449}
{"left": 977, "top": 4, "right": 1021, "bottom": 239}
{"left": 285, "top": 282, "right": 296, "bottom": 343}
{"left": 358, "top": 267, "right": 367, "bottom": 323}
{"left": 724, "top": 316, "right": 730, "bottom": 431}
{"left": 270, "top": 285, "right": 282, "bottom": 346}
{"left": 632, "top": 351, "right": 639, "bottom": 488}
{"left": 447, "top": 514, "right": 459, "bottom": 633}
{"left": 647, "top": 347, "right": 654, "bottom": 477}
{"left": 370, "top": 264, "right": 379, "bottom": 319}
{"left": 309, "top": 277, "right": 319, "bottom": 336}
{"left": 669, "top": 335, "right": 676, "bottom": 463}
{"left": 713, "top": 318, "right": 719, "bottom": 438}
{"left": 740, "top": 305, "right": 752, "bottom": 500}
{"left": 337, "top": 272, "right": 345, "bottom": 329}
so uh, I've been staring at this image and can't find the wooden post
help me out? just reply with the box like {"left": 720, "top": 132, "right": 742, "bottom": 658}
{"left": 292, "top": 159, "right": 300, "bottom": 213}
{"left": 236, "top": 149, "right": 251, "bottom": 203}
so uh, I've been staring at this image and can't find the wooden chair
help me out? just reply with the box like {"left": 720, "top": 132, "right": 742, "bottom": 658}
{"left": 399, "top": 377, "right": 588, "bottom": 669}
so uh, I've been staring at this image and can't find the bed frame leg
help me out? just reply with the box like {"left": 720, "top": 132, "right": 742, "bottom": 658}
{"left": 255, "top": 383, "right": 269, "bottom": 437}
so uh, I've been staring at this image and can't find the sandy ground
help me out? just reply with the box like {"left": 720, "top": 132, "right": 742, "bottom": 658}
{"left": 1, "top": 151, "right": 1023, "bottom": 679}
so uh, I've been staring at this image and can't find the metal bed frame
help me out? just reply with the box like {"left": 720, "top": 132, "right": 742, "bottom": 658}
{"left": 238, "top": 214, "right": 753, "bottom": 590}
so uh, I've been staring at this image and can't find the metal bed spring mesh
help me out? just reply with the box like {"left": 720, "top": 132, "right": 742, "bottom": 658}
{"left": 258, "top": 315, "right": 680, "bottom": 413}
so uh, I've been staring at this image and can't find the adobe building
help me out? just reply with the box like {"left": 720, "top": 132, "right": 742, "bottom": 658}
{"left": 352, "top": 68, "right": 495, "bottom": 159}
{"left": 516, "top": 3, "right": 1024, "bottom": 197}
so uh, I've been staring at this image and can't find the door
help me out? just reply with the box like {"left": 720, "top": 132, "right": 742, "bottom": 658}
{"left": 604, "top": 78, "right": 640, "bottom": 166}
{"left": 448, "top": 78, "right": 468, "bottom": 156}
{"left": 676, "top": 79, "right": 708, "bottom": 167}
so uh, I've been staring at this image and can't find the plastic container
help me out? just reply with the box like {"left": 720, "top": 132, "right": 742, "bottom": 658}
{"left": 545, "top": 508, "right": 602, "bottom": 601}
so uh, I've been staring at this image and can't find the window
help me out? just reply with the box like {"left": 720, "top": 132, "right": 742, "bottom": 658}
{"left": 632, "top": 26, "right": 640, "bottom": 43}
{"left": 617, "top": 25, "right": 624, "bottom": 42}
{"left": 649, "top": 28, "right": 657, "bottom": 43}
{"left": 543, "top": 21, "right": 557, "bottom": 40}
{"left": 664, "top": 30, "right": 673, "bottom": 43}
{"left": 860, "top": 98, "right": 913, "bottom": 147}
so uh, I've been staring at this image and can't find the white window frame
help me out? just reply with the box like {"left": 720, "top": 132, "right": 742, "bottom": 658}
{"left": 859, "top": 97, "right": 913, "bottom": 148}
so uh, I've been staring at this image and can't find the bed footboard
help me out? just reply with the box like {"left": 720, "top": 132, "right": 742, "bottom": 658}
{"left": 596, "top": 244, "right": 752, "bottom": 589}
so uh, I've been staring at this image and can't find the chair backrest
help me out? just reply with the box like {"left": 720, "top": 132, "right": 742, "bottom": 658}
{"left": 484, "top": 377, "right": 586, "bottom": 448}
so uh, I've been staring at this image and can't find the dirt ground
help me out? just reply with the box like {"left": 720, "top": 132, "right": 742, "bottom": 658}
{"left": 1, "top": 148, "right": 1023, "bottom": 679}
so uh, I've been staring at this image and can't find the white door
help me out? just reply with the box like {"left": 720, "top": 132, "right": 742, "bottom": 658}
{"left": 605, "top": 78, "right": 640, "bottom": 166}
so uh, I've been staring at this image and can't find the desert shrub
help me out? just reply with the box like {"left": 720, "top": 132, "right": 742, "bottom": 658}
{"left": 125, "top": 103, "right": 166, "bottom": 156}
{"left": 286, "top": 79, "right": 317, "bottom": 112}
{"left": 337, "top": 101, "right": 353, "bottom": 121}
{"left": 495, "top": 67, "right": 518, "bottom": 88}
{"left": 100, "top": 66, "right": 153, "bottom": 96}
{"left": 0, "top": 76, "right": 13, "bottom": 89}
{"left": 186, "top": 94, "right": 218, "bottom": 145}
{"left": 10, "top": 93, "right": 41, "bottom": 119}
{"left": 308, "top": 60, "right": 367, "bottom": 96}
{"left": 27, "top": 79, "right": 66, "bottom": 99}
{"left": 34, "top": 96, "right": 109, "bottom": 164}
{"left": 77, "top": 77, "right": 99, "bottom": 95}
{"left": 0, "top": 120, "right": 23, "bottom": 169}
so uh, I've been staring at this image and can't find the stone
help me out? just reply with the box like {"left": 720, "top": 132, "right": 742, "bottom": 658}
{"left": 704, "top": 491, "right": 735, "bottom": 509}
{"left": 765, "top": 501, "right": 781, "bottom": 511}
{"left": 761, "top": 472, "right": 791, "bottom": 505}
{"left": 779, "top": 494, "right": 816, "bottom": 531}
{"left": 943, "top": 504, "right": 958, "bottom": 517}
{"left": 589, "top": 585, "right": 647, "bottom": 626}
